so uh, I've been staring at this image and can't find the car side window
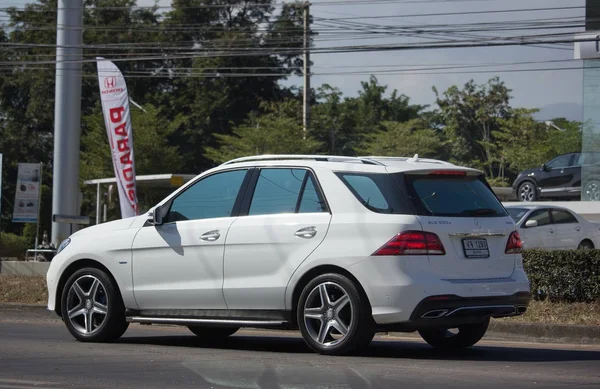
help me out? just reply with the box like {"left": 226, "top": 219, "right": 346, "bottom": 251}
{"left": 525, "top": 209, "right": 550, "bottom": 227}
{"left": 167, "top": 169, "right": 247, "bottom": 222}
{"left": 248, "top": 169, "right": 311, "bottom": 216}
{"left": 552, "top": 210, "right": 578, "bottom": 225}
{"left": 298, "top": 175, "right": 327, "bottom": 213}
{"left": 546, "top": 154, "right": 573, "bottom": 170}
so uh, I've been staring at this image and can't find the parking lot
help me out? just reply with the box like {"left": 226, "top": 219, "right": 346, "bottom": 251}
{"left": 1, "top": 307, "right": 599, "bottom": 389}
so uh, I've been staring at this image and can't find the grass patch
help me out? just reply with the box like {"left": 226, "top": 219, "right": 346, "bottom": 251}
{"left": 0, "top": 275, "right": 48, "bottom": 304}
{"left": 500, "top": 300, "right": 600, "bottom": 326}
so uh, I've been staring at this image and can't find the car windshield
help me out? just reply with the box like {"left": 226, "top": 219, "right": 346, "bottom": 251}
{"left": 506, "top": 208, "right": 528, "bottom": 223}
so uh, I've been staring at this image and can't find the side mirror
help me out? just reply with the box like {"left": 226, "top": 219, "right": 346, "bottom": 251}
{"left": 542, "top": 164, "right": 550, "bottom": 172}
{"left": 525, "top": 219, "right": 538, "bottom": 228}
{"left": 150, "top": 203, "right": 170, "bottom": 226}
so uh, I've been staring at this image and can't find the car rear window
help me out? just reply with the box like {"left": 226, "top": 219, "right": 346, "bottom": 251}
{"left": 336, "top": 173, "right": 412, "bottom": 214}
{"left": 403, "top": 174, "right": 507, "bottom": 217}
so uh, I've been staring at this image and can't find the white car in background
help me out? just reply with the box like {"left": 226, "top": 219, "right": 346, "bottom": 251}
{"left": 505, "top": 205, "right": 600, "bottom": 250}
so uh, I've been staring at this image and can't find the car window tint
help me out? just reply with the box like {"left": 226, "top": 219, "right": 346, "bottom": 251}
{"left": 298, "top": 175, "right": 327, "bottom": 213}
{"left": 552, "top": 210, "right": 578, "bottom": 224}
{"left": 546, "top": 155, "right": 572, "bottom": 170}
{"left": 167, "top": 169, "right": 247, "bottom": 222}
{"left": 404, "top": 175, "right": 506, "bottom": 217}
{"left": 526, "top": 209, "right": 550, "bottom": 227}
{"left": 342, "top": 175, "right": 388, "bottom": 210}
{"left": 249, "top": 169, "right": 306, "bottom": 216}
{"left": 338, "top": 173, "right": 412, "bottom": 214}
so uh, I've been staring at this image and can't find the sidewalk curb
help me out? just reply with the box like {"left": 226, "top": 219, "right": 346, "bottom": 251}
{"left": 486, "top": 320, "right": 600, "bottom": 344}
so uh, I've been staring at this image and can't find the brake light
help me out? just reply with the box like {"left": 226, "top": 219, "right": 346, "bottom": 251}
{"left": 505, "top": 231, "right": 522, "bottom": 254}
{"left": 428, "top": 170, "right": 467, "bottom": 176}
{"left": 373, "top": 231, "right": 446, "bottom": 256}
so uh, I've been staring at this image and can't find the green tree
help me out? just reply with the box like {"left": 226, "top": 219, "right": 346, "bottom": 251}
{"left": 204, "top": 100, "right": 322, "bottom": 163}
{"left": 434, "top": 77, "right": 511, "bottom": 177}
{"left": 361, "top": 120, "right": 445, "bottom": 159}
{"left": 80, "top": 104, "right": 184, "bottom": 219}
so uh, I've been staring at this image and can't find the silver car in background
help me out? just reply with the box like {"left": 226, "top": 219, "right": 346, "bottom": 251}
{"left": 505, "top": 205, "right": 600, "bottom": 250}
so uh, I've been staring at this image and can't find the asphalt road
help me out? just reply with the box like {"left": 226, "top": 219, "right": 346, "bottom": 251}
{"left": 0, "top": 307, "right": 599, "bottom": 389}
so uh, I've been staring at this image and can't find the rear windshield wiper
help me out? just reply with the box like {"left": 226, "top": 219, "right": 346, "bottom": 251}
{"left": 461, "top": 208, "right": 498, "bottom": 216}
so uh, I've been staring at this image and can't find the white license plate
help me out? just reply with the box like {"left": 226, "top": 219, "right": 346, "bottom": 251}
{"left": 462, "top": 238, "right": 489, "bottom": 258}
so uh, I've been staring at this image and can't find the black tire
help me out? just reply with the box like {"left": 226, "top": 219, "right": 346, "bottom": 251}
{"left": 187, "top": 326, "right": 239, "bottom": 339}
{"left": 297, "top": 273, "right": 374, "bottom": 355}
{"left": 578, "top": 240, "right": 594, "bottom": 250}
{"left": 61, "top": 267, "right": 129, "bottom": 342}
{"left": 418, "top": 318, "right": 489, "bottom": 350}
{"left": 518, "top": 181, "right": 538, "bottom": 202}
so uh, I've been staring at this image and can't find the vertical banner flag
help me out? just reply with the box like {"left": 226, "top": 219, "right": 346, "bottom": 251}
{"left": 0, "top": 153, "right": 3, "bottom": 217}
{"left": 96, "top": 57, "right": 139, "bottom": 218}
{"left": 13, "top": 163, "right": 41, "bottom": 223}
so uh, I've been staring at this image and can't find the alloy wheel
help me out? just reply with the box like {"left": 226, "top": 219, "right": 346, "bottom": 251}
{"left": 584, "top": 181, "right": 600, "bottom": 201}
{"left": 519, "top": 183, "right": 535, "bottom": 202}
{"left": 66, "top": 275, "right": 109, "bottom": 335}
{"left": 303, "top": 282, "right": 353, "bottom": 348}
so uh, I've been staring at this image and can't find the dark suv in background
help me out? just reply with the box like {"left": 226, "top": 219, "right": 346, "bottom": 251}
{"left": 512, "top": 152, "right": 600, "bottom": 202}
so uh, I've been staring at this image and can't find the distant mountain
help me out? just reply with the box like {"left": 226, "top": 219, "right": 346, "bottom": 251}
{"left": 534, "top": 103, "right": 583, "bottom": 122}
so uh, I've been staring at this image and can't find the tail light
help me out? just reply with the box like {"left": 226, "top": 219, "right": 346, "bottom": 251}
{"left": 373, "top": 231, "right": 446, "bottom": 256}
{"left": 428, "top": 170, "right": 467, "bottom": 176}
{"left": 505, "top": 231, "right": 523, "bottom": 254}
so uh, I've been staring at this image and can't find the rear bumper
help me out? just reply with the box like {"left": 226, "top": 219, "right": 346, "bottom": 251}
{"left": 346, "top": 257, "right": 530, "bottom": 326}
{"left": 377, "top": 292, "right": 530, "bottom": 332}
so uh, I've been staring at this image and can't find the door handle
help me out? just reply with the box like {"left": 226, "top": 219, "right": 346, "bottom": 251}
{"left": 200, "top": 230, "right": 221, "bottom": 242}
{"left": 576, "top": 227, "right": 581, "bottom": 232}
{"left": 295, "top": 226, "right": 317, "bottom": 239}
{"left": 549, "top": 229, "right": 554, "bottom": 234}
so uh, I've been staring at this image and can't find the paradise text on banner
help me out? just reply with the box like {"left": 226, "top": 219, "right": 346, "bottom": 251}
{"left": 96, "top": 57, "right": 139, "bottom": 218}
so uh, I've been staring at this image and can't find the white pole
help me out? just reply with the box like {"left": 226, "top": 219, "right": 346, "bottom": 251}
{"left": 51, "top": 0, "right": 83, "bottom": 245}
{"left": 96, "top": 182, "right": 101, "bottom": 225}
{"left": 302, "top": 2, "right": 311, "bottom": 139}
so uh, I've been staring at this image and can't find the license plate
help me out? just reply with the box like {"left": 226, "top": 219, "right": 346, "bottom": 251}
{"left": 462, "top": 238, "right": 489, "bottom": 258}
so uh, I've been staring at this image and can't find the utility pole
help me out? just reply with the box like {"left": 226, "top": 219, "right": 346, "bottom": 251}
{"left": 51, "top": 0, "right": 83, "bottom": 245}
{"left": 302, "top": 2, "right": 311, "bottom": 139}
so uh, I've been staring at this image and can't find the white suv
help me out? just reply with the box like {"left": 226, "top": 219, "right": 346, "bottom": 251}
{"left": 47, "top": 155, "right": 530, "bottom": 355}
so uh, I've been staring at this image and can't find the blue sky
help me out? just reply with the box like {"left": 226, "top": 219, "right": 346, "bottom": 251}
{"left": 3, "top": 0, "right": 588, "bottom": 119}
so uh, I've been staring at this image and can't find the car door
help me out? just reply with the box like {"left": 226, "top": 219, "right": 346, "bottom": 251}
{"left": 131, "top": 169, "right": 251, "bottom": 310}
{"left": 538, "top": 154, "right": 575, "bottom": 198}
{"left": 550, "top": 209, "right": 582, "bottom": 250}
{"left": 520, "top": 208, "right": 553, "bottom": 249}
{"left": 223, "top": 167, "right": 332, "bottom": 310}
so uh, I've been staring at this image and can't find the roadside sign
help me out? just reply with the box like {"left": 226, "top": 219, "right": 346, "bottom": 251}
{"left": 52, "top": 214, "right": 90, "bottom": 225}
{"left": 13, "top": 163, "right": 42, "bottom": 223}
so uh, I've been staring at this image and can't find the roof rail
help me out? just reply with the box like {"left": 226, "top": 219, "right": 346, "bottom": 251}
{"left": 360, "top": 155, "right": 454, "bottom": 166}
{"left": 221, "top": 154, "right": 386, "bottom": 166}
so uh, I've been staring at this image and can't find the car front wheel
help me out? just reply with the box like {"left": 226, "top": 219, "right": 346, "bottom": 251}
{"left": 419, "top": 318, "right": 489, "bottom": 349}
{"left": 518, "top": 181, "right": 537, "bottom": 202}
{"left": 297, "top": 273, "right": 374, "bottom": 355}
{"left": 61, "top": 267, "right": 129, "bottom": 342}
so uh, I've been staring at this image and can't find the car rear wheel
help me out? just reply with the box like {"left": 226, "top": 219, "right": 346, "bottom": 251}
{"left": 297, "top": 273, "right": 374, "bottom": 355}
{"left": 584, "top": 180, "right": 600, "bottom": 201}
{"left": 518, "top": 181, "right": 537, "bottom": 202}
{"left": 187, "top": 326, "right": 239, "bottom": 339}
{"left": 578, "top": 240, "right": 594, "bottom": 250}
{"left": 61, "top": 267, "right": 129, "bottom": 342}
{"left": 418, "top": 318, "right": 489, "bottom": 349}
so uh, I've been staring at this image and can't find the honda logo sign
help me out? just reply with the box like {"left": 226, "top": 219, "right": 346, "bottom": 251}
{"left": 104, "top": 76, "right": 116, "bottom": 89}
